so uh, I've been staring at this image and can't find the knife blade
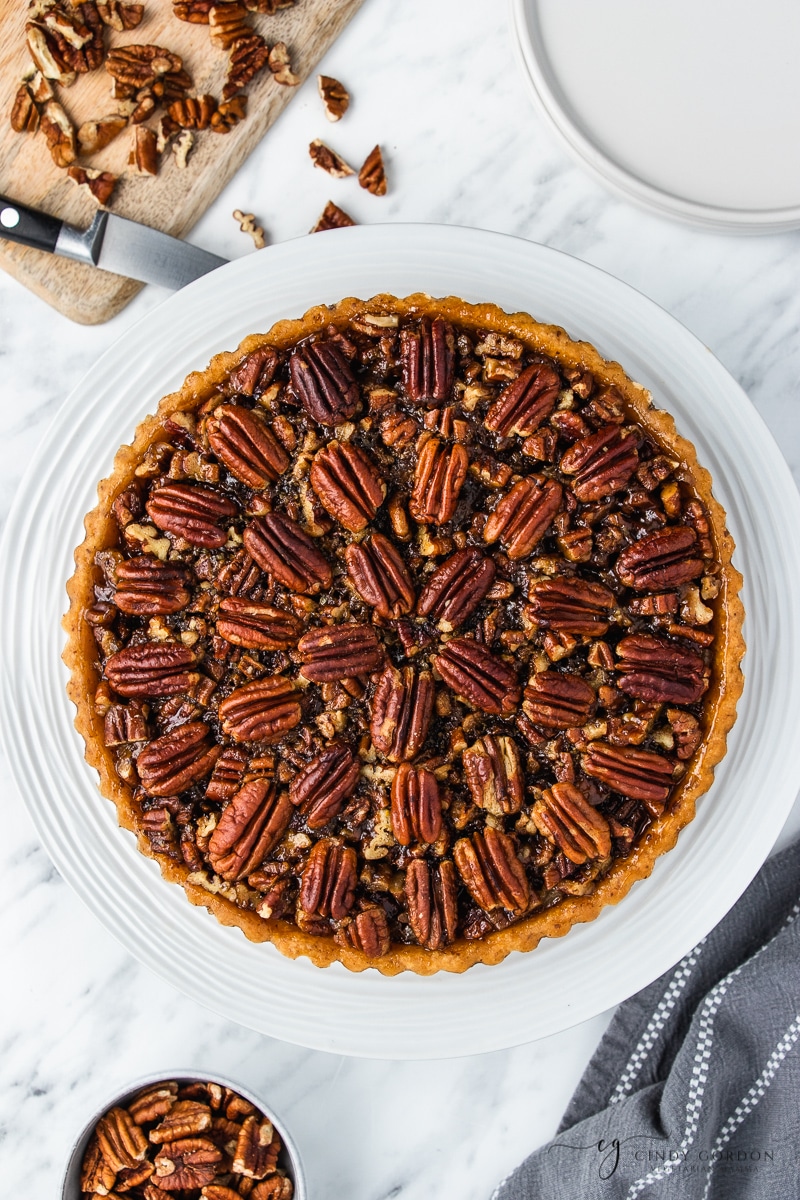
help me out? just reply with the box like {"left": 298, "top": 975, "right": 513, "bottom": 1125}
{"left": 0, "top": 195, "right": 227, "bottom": 289}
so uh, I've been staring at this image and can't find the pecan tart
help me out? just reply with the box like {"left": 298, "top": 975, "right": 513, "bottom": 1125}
{"left": 64, "top": 295, "right": 744, "bottom": 974}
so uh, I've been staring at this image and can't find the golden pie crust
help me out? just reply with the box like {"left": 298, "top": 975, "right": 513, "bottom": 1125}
{"left": 63, "top": 294, "right": 744, "bottom": 974}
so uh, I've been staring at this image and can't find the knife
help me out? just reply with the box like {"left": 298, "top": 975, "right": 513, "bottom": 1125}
{"left": 0, "top": 195, "right": 227, "bottom": 290}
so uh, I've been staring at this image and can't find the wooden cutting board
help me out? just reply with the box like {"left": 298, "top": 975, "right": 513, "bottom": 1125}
{"left": 0, "top": 0, "right": 366, "bottom": 324}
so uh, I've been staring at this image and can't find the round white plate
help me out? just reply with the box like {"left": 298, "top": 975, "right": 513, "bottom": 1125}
{"left": 510, "top": 0, "right": 800, "bottom": 232}
{"left": 3, "top": 225, "right": 800, "bottom": 1058}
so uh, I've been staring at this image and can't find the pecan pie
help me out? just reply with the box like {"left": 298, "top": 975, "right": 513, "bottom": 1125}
{"left": 64, "top": 295, "right": 744, "bottom": 974}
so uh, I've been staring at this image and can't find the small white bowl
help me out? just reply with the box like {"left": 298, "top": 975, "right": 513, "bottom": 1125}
{"left": 61, "top": 1069, "right": 307, "bottom": 1199}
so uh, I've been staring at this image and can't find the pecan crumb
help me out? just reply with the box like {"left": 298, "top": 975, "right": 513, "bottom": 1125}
{"left": 309, "top": 139, "right": 355, "bottom": 178}
{"left": 310, "top": 200, "right": 356, "bottom": 233}
{"left": 358, "top": 144, "right": 387, "bottom": 195}
{"left": 318, "top": 73, "right": 349, "bottom": 121}
{"left": 233, "top": 209, "right": 267, "bottom": 249}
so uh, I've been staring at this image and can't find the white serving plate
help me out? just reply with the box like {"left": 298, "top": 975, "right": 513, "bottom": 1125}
{"left": 510, "top": 0, "right": 800, "bottom": 232}
{"left": 2, "top": 224, "right": 800, "bottom": 1058}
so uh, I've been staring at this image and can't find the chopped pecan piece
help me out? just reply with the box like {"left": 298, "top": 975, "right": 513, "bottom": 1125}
{"left": 243, "top": 513, "right": 332, "bottom": 594}
{"left": 223, "top": 31, "right": 269, "bottom": 99}
{"left": 173, "top": 0, "right": 214, "bottom": 19}
{"left": 77, "top": 112, "right": 128, "bottom": 155}
{"left": 404, "top": 859, "right": 458, "bottom": 950}
{"left": 408, "top": 437, "right": 469, "bottom": 524}
{"left": 154, "top": 1137, "right": 221, "bottom": 1190}
{"left": 137, "top": 722, "right": 221, "bottom": 796}
{"left": 318, "top": 73, "right": 349, "bottom": 120}
{"left": 104, "top": 700, "right": 148, "bottom": 745}
{"left": 80, "top": 1137, "right": 117, "bottom": 1194}
{"left": 149, "top": 1100, "right": 212, "bottom": 1144}
{"left": 582, "top": 742, "right": 674, "bottom": 812}
{"left": 115, "top": 1159, "right": 154, "bottom": 1190}
{"left": 146, "top": 482, "right": 237, "bottom": 548}
{"left": 207, "top": 404, "right": 289, "bottom": 487}
{"left": 453, "top": 828, "right": 530, "bottom": 914}
{"left": 433, "top": 638, "right": 520, "bottom": 715}
{"left": 289, "top": 340, "right": 360, "bottom": 426}
{"left": 227, "top": 346, "right": 279, "bottom": 397}
{"left": 615, "top": 526, "right": 704, "bottom": 590}
{"left": 289, "top": 743, "right": 359, "bottom": 828}
{"left": 105, "top": 643, "right": 198, "bottom": 698}
{"left": 358, "top": 144, "right": 387, "bottom": 195}
{"left": 129, "top": 1081, "right": 179, "bottom": 1124}
{"left": 219, "top": 677, "right": 302, "bottom": 743}
{"left": 528, "top": 578, "right": 616, "bottom": 636}
{"left": 532, "top": 782, "right": 611, "bottom": 864}
{"left": 210, "top": 95, "right": 247, "bottom": 133}
{"left": 335, "top": 906, "right": 390, "bottom": 957}
{"left": 96, "top": 1107, "right": 149, "bottom": 1171}
{"left": 345, "top": 533, "right": 415, "bottom": 618}
{"left": 97, "top": 0, "right": 144, "bottom": 29}
{"left": 416, "top": 547, "right": 495, "bottom": 631}
{"left": 299, "top": 839, "right": 357, "bottom": 919}
{"left": 391, "top": 762, "right": 442, "bottom": 845}
{"left": 308, "top": 139, "right": 354, "bottom": 177}
{"left": 310, "top": 200, "right": 356, "bottom": 232}
{"left": 559, "top": 425, "right": 639, "bottom": 501}
{"left": 309, "top": 440, "right": 385, "bottom": 532}
{"left": 10, "top": 81, "right": 39, "bottom": 133}
{"left": 523, "top": 671, "right": 595, "bottom": 730}
{"left": 667, "top": 707, "right": 702, "bottom": 760}
{"left": 484, "top": 361, "right": 561, "bottom": 437}
{"left": 298, "top": 622, "right": 384, "bottom": 682}
{"left": 400, "top": 317, "right": 455, "bottom": 406}
{"left": 268, "top": 42, "right": 300, "bottom": 86}
{"left": 209, "top": 1, "right": 250, "bottom": 48}
{"left": 68, "top": 164, "right": 118, "bottom": 205}
{"left": 208, "top": 778, "right": 292, "bottom": 879}
{"left": 113, "top": 558, "right": 191, "bottom": 617}
{"left": 370, "top": 664, "right": 434, "bottom": 761}
{"left": 483, "top": 475, "right": 563, "bottom": 559}
{"left": 462, "top": 734, "right": 523, "bottom": 815}
{"left": 40, "top": 100, "right": 76, "bottom": 167}
{"left": 129, "top": 125, "right": 158, "bottom": 175}
{"left": 615, "top": 633, "right": 709, "bottom": 704}
{"left": 25, "top": 21, "right": 77, "bottom": 86}
{"left": 216, "top": 597, "right": 302, "bottom": 650}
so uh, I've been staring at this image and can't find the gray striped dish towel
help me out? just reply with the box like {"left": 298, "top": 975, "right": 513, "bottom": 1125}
{"left": 494, "top": 836, "right": 800, "bottom": 1199}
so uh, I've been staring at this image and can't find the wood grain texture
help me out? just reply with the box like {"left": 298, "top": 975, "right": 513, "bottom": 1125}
{"left": 0, "top": 0, "right": 365, "bottom": 324}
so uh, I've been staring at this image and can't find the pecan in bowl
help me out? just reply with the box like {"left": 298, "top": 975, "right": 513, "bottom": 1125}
{"left": 61, "top": 1071, "right": 304, "bottom": 1200}
{"left": 63, "top": 294, "right": 744, "bottom": 975}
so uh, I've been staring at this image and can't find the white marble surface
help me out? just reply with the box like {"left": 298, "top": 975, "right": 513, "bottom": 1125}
{"left": 1, "top": 1, "right": 800, "bottom": 1195}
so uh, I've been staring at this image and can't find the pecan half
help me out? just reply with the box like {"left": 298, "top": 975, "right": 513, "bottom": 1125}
{"left": 400, "top": 317, "right": 455, "bottom": 406}
{"left": 582, "top": 742, "right": 674, "bottom": 812}
{"left": 358, "top": 144, "right": 387, "bottom": 195}
{"left": 105, "top": 643, "right": 198, "bottom": 698}
{"left": 309, "top": 441, "right": 385, "bottom": 532}
{"left": 484, "top": 361, "right": 561, "bottom": 437}
{"left": 433, "top": 638, "right": 520, "bottom": 715}
{"left": 218, "top": 678, "right": 302, "bottom": 743}
{"left": 113, "top": 557, "right": 191, "bottom": 615}
{"left": 205, "top": 746, "right": 247, "bottom": 801}
{"left": 209, "top": 1, "right": 249, "bottom": 48}
{"left": 615, "top": 527, "right": 704, "bottom": 590}
{"left": 290, "top": 743, "right": 359, "bottom": 828}
{"left": 453, "top": 828, "right": 530, "bottom": 914}
{"left": 97, "top": 1, "right": 144, "bottom": 29}
{"left": 227, "top": 346, "right": 279, "bottom": 397}
{"left": 208, "top": 778, "right": 292, "bottom": 879}
{"left": 345, "top": 533, "right": 415, "bottom": 618}
{"left": 335, "top": 907, "right": 390, "bottom": 957}
{"left": 416, "top": 547, "right": 495, "bottom": 631}
{"left": 559, "top": 425, "right": 639, "bottom": 501}
{"left": 528, "top": 578, "right": 616, "bottom": 636}
{"left": 231, "top": 1115, "right": 279, "bottom": 1178}
{"left": 615, "top": 633, "right": 709, "bottom": 704}
{"left": 128, "top": 1081, "right": 178, "bottom": 1124}
{"left": 137, "top": 722, "right": 220, "bottom": 796}
{"left": 408, "top": 437, "right": 469, "bottom": 524}
{"left": 154, "top": 1137, "right": 221, "bottom": 1190}
{"left": 168, "top": 93, "right": 217, "bottom": 129}
{"left": 289, "top": 340, "right": 360, "bottom": 426}
{"left": 391, "top": 762, "right": 442, "bottom": 845}
{"left": 104, "top": 700, "right": 148, "bottom": 745}
{"left": 404, "top": 859, "right": 458, "bottom": 950}
{"left": 243, "top": 513, "right": 332, "bottom": 594}
{"left": 482, "top": 475, "right": 563, "bottom": 559}
{"left": 532, "top": 782, "right": 611, "bottom": 864}
{"left": 318, "top": 73, "right": 349, "bottom": 121}
{"left": 106, "top": 44, "right": 185, "bottom": 88}
{"left": 216, "top": 597, "right": 302, "bottom": 650}
{"left": 522, "top": 671, "right": 595, "bottom": 730}
{"left": 80, "top": 1138, "right": 117, "bottom": 1194}
{"left": 206, "top": 400, "right": 291, "bottom": 484}
{"left": 149, "top": 1100, "right": 212, "bottom": 1144}
{"left": 96, "top": 1107, "right": 149, "bottom": 1170}
{"left": 462, "top": 734, "right": 523, "bottom": 815}
{"left": 299, "top": 839, "right": 357, "bottom": 919}
{"left": 370, "top": 665, "right": 434, "bottom": 761}
{"left": 251, "top": 1178, "right": 294, "bottom": 1200}
{"left": 146, "top": 482, "right": 237, "bottom": 549}
{"left": 223, "top": 31, "right": 269, "bottom": 98}
{"left": 297, "top": 622, "right": 384, "bottom": 682}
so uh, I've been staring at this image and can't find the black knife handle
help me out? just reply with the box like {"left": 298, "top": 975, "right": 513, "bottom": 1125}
{"left": 0, "top": 195, "right": 63, "bottom": 253}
